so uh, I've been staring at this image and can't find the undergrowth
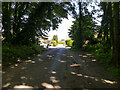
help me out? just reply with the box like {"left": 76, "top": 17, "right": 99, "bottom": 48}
{"left": 2, "top": 44, "right": 45, "bottom": 68}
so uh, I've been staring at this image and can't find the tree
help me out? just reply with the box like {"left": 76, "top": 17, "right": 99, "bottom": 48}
{"left": 52, "top": 35, "right": 58, "bottom": 43}
{"left": 112, "top": 2, "right": 120, "bottom": 67}
{"left": 2, "top": 2, "right": 75, "bottom": 45}
{"left": 68, "top": 2, "right": 95, "bottom": 48}
{"left": 73, "top": 2, "right": 83, "bottom": 49}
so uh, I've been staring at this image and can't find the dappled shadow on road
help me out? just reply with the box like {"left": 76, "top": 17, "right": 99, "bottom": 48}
{"left": 65, "top": 51, "right": 119, "bottom": 88}
{"left": 2, "top": 48, "right": 63, "bottom": 89}
{"left": 70, "top": 71, "right": 117, "bottom": 85}
{"left": 41, "top": 70, "right": 61, "bottom": 88}
{"left": 2, "top": 48, "right": 119, "bottom": 89}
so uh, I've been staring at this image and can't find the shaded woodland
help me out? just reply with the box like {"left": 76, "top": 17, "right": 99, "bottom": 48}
{"left": 2, "top": 2, "right": 120, "bottom": 77}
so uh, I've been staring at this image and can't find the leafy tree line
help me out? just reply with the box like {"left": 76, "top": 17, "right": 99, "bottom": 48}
{"left": 2, "top": 2, "right": 75, "bottom": 45}
{"left": 68, "top": 2, "right": 120, "bottom": 68}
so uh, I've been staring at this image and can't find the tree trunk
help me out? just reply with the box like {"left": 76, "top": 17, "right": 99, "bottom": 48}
{"left": 108, "top": 2, "right": 114, "bottom": 48}
{"left": 112, "top": 2, "right": 120, "bottom": 67}
{"left": 78, "top": 2, "right": 82, "bottom": 48}
{"left": 98, "top": 28, "right": 102, "bottom": 38}
{"left": 6, "top": 2, "right": 11, "bottom": 44}
{"left": 13, "top": 2, "right": 18, "bottom": 36}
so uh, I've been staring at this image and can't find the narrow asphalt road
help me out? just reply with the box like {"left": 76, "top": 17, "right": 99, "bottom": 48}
{"left": 2, "top": 44, "right": 119, "bottom": 89}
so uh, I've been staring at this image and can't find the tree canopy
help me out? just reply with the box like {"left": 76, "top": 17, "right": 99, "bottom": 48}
{"left": 2, "top": 2, "right": 75, "bottom": 45}
{"left": 68, "top": 2, "right": 120, "bottom": 67}
{"left": 2, "top": 1, "right": 120, "bottom": 68}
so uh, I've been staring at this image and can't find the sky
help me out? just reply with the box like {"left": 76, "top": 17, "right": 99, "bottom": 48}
{"left": 48, "top": 15, "right": 75, "bottom": 41}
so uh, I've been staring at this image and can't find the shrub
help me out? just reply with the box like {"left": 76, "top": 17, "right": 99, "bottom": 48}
{"left": 31, "top": 44, "right": 45, "bottom": 53}
{"left": 82, "top": 44, "right": 94, "bottom": 51}
{"left": 58, "top": 41, "right": 65, "bottom": 44}
{"left": 65, "top": 39, "right": 73, "bottom": 47}
{"left": 51, "top": 40, "right": 57, "bottom": 46}
{"left": 107, "top": 66, "right": 120, "bottom": 80}
{"left": 2, "top": 44, "right": 45, "bottom": 68}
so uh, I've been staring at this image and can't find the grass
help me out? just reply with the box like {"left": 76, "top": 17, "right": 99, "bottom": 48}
{"left": 2, "top": 44, "right": 45, "bottom": 69}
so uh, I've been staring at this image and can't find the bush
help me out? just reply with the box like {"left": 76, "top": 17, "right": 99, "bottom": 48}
{"left": 107, "top": 66, "right": 120, "bottom": 80}
{"left": 31, "top": 44, "right": 45, "bottom": 53}
{"left": 51, "top": 40, "right": 57, "bottom": 46}
{"left": 58, "top": 41, "right": 65, "bottom": 44}
{"left": 2, "top": 44, "right": 45, "bottom": 68}
{"left": 82, "top": 44, "right": 94, "bottom": 51}
{"left": 65, "top": 39, "right": 73, "bottom": 47}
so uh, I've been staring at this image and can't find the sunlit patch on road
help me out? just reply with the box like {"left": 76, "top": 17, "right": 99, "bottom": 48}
{"left": 17, "top": 58, "right": 21, "bottom": 62}
{"left": 3, "top": 83, "right": 11, "bottom": 88}
{"left": 70, "top": 64, "right": 81, "bottom": 67}
{"left": 47, "top": 55, "right": 53, "bottom": 58}
{"left": 10, "top": 65, "right": 15, "bottom": 69}
{"left": 50, "top": 76, "right": 60, "bottom": 83}
{"left": 25, "top": 60, "right": 32, "bottom": 63}
{"left": 41, "top": 82, "right": 61, "bottom": 88}
{"left": 31, "top": 61, "right": 35, "bottom": 64}
{"left": 92, "top": 59, "right": 96, "bottom": 62}
{"left": 54, "top": 85, "right": 61, "bottom": 88}
{"left": 95, "top": 78, "right": 99, "bottom": 81}
{"left": 21, "top": 67, "right": 27, "bottom": 70}
{"left": 50, "top": 76, "right": 56, "bottom": 79}
{"left": 77, "top": 74, "right": 83, "bottom": 76}
{"left": 79, "top": 54, "right": 94, "bottom": 58}
{"left": 58, "top": 60, "right": 66, "bottom": 63}
{"left": 41, "top": 83, "right": 54, "bottom": 88}
{"left": 10, "top": 64, "right": 19, "bottom": 69}
{"left": 51, "top": 71, "right": 56, "bottom": 74}
{"left": 20, "top": 76, "right": 27, "bottom": 80}
{"left": 15, "top": 64, "right": 18, "bottom": 67}
{"left": 101, "top": 79, "right": 117, "bottom": 84}
{"left": 67, "top": 56, "right": 73, "bottom": 58}
{"left": 38, "top": 59, "right": 43, "bottom": 61}
{"left": 37, "top": 54, "right": 41, "bottom": 56}
{"left": 14, "top": 85, "right": 33, "bottom": 89}
{"left": 82, "top": 55, "right": 88, "bottom": 58}
{"left": 84, "top": 75, "right": 89, "bottom": 78}
{"left": 25, "top": 60, "right": 35, "bottom": 64}
{"left": 71, "top": 72, "right": 76, "bottom": 75}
